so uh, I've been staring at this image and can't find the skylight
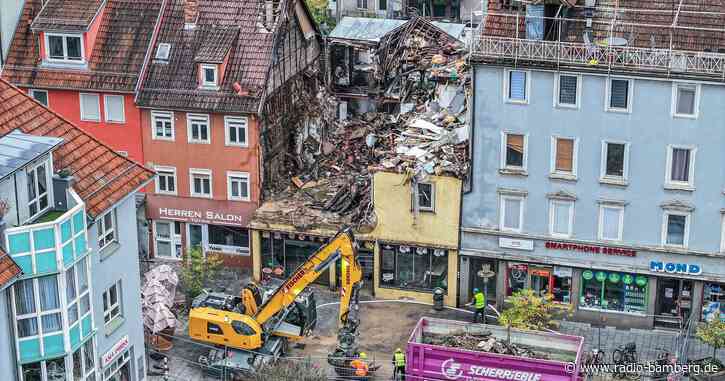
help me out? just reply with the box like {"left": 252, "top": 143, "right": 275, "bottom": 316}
{"left": 155, "top": 43, "right": 171, "bottom": 61}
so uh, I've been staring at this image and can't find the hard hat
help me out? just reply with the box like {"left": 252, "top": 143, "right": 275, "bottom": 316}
{"left": 396, "top": 348, "right": 402, "bottom": 353}
{"left": 359, "top": 352, "right": 367, "bottom": 359}
{"left": 473, "top": 288, "right": 480, "bottom": 293}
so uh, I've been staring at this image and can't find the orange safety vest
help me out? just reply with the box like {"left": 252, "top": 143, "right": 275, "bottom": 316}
{"left": 350, "top": 359, "right": 369, "bottom": 376}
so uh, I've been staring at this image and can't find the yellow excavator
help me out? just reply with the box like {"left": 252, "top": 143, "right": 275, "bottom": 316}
{"left": 188, "top": 227, "right": 365, "bottom": 377}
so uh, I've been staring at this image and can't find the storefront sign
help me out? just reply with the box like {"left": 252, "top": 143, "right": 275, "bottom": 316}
{"left": 545, "top": 241, "right": 636, "bottom": 257}
{"left": 146, "top": 195, "right": 255, "bottom": 227}
{"left": 499, "top": 238, "right": 534, "bottom": 251}
{"left": 441, "top": 359, "right": 543, "bottom": 381}
{"left": 101, "top": 335, "right": 129, "bottom": 368}
{"left": 650, "top": 261, "right": 701, "bottom": 276}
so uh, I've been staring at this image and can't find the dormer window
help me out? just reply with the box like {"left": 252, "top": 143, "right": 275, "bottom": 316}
{"left": 156, "top": 43, "right": 171, "bottom": 61}
{"left": 200, "top": 64, "right": 218, "bottom": 89}
{"left": 46, "top": 33, "right": 83, "bottom": 62}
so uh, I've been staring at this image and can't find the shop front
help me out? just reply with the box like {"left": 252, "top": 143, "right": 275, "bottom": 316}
{"left": 146, "top": 195, "right": 255, "bottom": 267}
{"left": 100, "top": 336, "right": 133, "bottom": 381}
{"left": 702, "top": 282, "right": 725, "bottom": 322}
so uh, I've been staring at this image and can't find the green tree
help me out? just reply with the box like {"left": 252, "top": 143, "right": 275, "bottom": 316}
{"left": 697, "top": 318, "right": 725, "bottom": 359}
{"left": 499, "top": 289, "right": 556, "bottom": 331}
{"left": 180, "top": 247, "right": 223, "bottom": 302}
{"left": 305, "top": 0, "right": 335, "bottom": 30}
{"left": 251, "top": 358, "right": 326, "bottom": 381}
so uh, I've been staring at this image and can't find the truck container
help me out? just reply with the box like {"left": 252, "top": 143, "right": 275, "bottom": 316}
{"left": 406, "top": 317, "right": 584, "bottom": 381}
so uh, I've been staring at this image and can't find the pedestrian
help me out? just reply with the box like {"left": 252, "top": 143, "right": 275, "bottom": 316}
{"left": 392, "top": 348, "right": 405, "bottom": 381}
{"left": 351, "top": 352, "right": 369, "bottom": 379}
{"left": 468, "top": 288, "right": 486, "bottom": 324}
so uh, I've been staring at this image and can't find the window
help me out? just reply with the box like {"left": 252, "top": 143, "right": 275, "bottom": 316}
{"left": 414, "top": 183, "right": 434, "bottom": 212}
{"left": 151, "top": 111, "right": 174, "bottom": 140}
{"left": 154, "top": 166, "right": 177, "bottom": 195}
{"left": 102, "top": 281, "right": 122, "bottom": 324}
{"left": 232, "top": 320, "right": 256, "bottom": 335}
{"left": 187, "top": 113, "right": 210, "bottom": 143}
{"left": 13, "top": 275, "right": 62, "bottom": 340}
{"left": 208, "top": 225, "right": 249, "bottom": 253}
{"left": 665, "top": 146, "right": 696, "bottom": 189}
{"left": 200, "top": 64, "right": 218, "bottom": 88}
{"left": 662, "top": 212, "right": 689, "bottom": 248}
{"left": 155, "top": 43, "right": 171, "bottom": 60}
{"left": 379, "top": 245, "right": 448, "bottom": 291}
{"left": 356, "top": 0, "right": 368, "bottom": 8}
{"left": 379, "top": 0, "right": 387, "bottom": 10}
{"left": 702, "top": 283, "right": 725, "bottom": 322}
{"left": 225, "top": 116, "right": 248, "bottom": 147}
{"left": 505, "top": 264, "right": 572, "bottom": 304}
{"left": 29, "top": 89, "right": 49, "bottom": 107}
{"left": 501, "top": 132, "right": 527, "bottom": 171}
{"left": 599, "top": 205, "right": 624, "bottom": 241}
{"left": 97, "top": 210, "right": 117, "bottom": 250}
{"left": 66, "top": 257, "right": 91, "bottom": 328}
{"left": 600, "top": 141, "right": 629, "bottom": 183}
{"left": 104, "top": 95, "right": 125, "bottom": 123}
{"left": 505, "top": 69, "right": 529, "bottom": 103}
{"left": 79, "top": 93, "right": 100, "bottom": 121}
{"left": 207, "top": 322, "right": 223, "bottom": 335}
{"left": 45, "top": 33, "right": 83, "bottom": 62}
{"left": 672, "top": 83, "right": 700, "bottom": 118}
{"left": 556, "top": 74, "right": 580, "bottom": 108}
{"left": 27, "top": 160, "right": 50, "bottom": 220}
{"left": 71, "top": 339, "right": 95, "bottom": 380}
{"left": 190, "top": 169, "right": 212, "bottom": 198}
{"left": 551, "top": 137, "right": 577, "bottom": 178}
{"left": 580, "top": 270, "right": 648, "bottom": 313}
{"left": 154, "top": 221, "right": 182, "bottom": 259}
{"left": 227, "top": 172, "right": 250, "bottom": 201}
{"left": 549, "top": 200, "right": 574, "bottom": 237}
{"left": 500, "top": 195, "right": 524, "bottom": 232}
{"left": 606, "top": 78, "right": 632, "bottom": 112}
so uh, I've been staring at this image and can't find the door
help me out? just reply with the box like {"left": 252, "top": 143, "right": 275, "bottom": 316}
{"left": 187, "top": 223, "right": 205, "bottom": 253}
{"left": 655, "top": 278, "right": 693, "bottom": 328}
{"left": 529, "top": 267, "right": 553, "bottom": 298}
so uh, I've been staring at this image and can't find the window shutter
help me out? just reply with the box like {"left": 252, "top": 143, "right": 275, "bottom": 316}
{"left": 555, "top": 139, "right": 574, "bottom": 172}
{"left": 610, "top": 80, "right": 629, "bottom": 109}
{"left": 81, "top": 94, "right": 100, "bottom": 120}
{"left": 105, "top": 96, "right": 124, "bottom": 122}
{"left": 509, "top": 71, "right": 526, "bottom": 100}
{"left": 558, "top": 75, "right": 578, "bottom": 105}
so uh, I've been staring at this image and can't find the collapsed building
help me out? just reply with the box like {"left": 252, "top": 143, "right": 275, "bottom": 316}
{"left": 249, "top": 16, "right": 471, "bottom": 307}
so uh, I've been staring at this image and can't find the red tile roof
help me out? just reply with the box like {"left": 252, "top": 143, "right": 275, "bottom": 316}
{"left": 2, "top": 0, "right": 163, "bottom": 92}
{"left": 136, "top": 0, "right": 276, "bottom": 113}
{"left": 31, "top": 0, "right": 105, "bottom": 32}
{"left": 0, "top": 78, "right": 154, "bottom": 218}
{"left": 0, "top": 249, "right": 22, "bottom": 289}
{"left": 194, "top": 26, "right": 240, "bottom": 63}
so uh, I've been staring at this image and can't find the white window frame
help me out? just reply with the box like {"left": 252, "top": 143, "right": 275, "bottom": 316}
{"left": 664, "top": 145, "right": 696, "bottom": 190}
{"left": 598, "top": 204, "right": 625, "bottom": 241}
{"left": 549, "top": 136, "right": 579, "bottom": 179}
{"left": 97, "top": 209, "right": 117, "bottom": 250}
{"left": 554, "top": 73, "right": 581, "bottom": 109}
{"left": 28, "top": 89, "right": 49, "bottom": 107}
{"left": 153, "top": 221, "right": 182, "bottom": 260}
{"left": 151, "top": 110, "right": 175, "bottom": 141}
{"left": 154, "top": 165, "right": 177, "bottom": 195}
{"left": 503, "top": 69, "right": 530, "bottom": 105}
{"left": 414, "top": 182, "right": 435, "bottom": 212}
{"left": 103, "top": 95, "right": 125, "bottom": 123}
{"left": 605, "top": 77, "right": 633, "bottom": 113}
{"left": 44, "top": 32, "right": 85, "bottom": 63}
{"left": 721, "top": 214, "right": 725, "bottom": 253}
{"left": 500, "top": 131, "right": 528, "bottom": 173}
{"left": 79, "top": 93, "right": 101, "bottom": 122}
{"left": 11, "top": 276, "right": 64, "bottom": 348}
{"left": 499, "top": 195, "right": 525, "bottom": 233}
{"left": 671, "top": 82, "right": 701, "bottom": 119}
{"left": 190, "top": 168, "right": 213, "bottom": 198}
{"left": 200, "top": 64, "right": 218, "bottom": 88}
{"left": 599, "top": 140, "right": 630, "bottom": 185}
{"left": 661, "top": 211, "right": 690, "bottom": 248}
{"left": 155, "top": 43, "right": 171, "bottom": 60}
{"left": 227, "top": 171, "right": 251, "bottom": 202}
{"left": 186, "top": 113, "right": 211, "bottom": 144}
{"left": 102, "top": 280, "right": 122, "bottom": 325}
{"left": 224, "top": 116, "right": 249, "bottom": 147}
{"left": 548, "top": 199, "right": 574, "bottom": 238}
{"left": 26, "top": 159, "right": 52, "bottom": 221}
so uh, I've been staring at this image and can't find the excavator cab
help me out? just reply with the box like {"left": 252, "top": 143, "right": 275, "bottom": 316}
{"left": 189, "top": 307, "right": 264, "bottom": 349}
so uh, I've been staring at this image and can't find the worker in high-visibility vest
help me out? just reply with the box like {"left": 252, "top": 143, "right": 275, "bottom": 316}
{"left": 393, "top": 348, "right": 406, "bottom": 380}
{"left": 469, "top": 288, "right": 486, "bottom": 324}
{"left": 350, "top": 352, "right": 369, "bottom": 378}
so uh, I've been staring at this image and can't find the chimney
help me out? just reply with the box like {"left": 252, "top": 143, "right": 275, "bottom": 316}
{"left": 184, "top": 0, "right": 199, "bottom": 29}
{"left": 265, "top": 0, "right": 274, "bottom": 28}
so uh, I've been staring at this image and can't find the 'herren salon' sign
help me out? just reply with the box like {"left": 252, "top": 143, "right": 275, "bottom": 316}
{"left": 545, "top": 241, "right": 636, "bottom": 257}
{"left": 158, "top": 207, "right": 246, "bottom": 226}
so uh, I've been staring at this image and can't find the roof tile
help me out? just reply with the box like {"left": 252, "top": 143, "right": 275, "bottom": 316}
{"left": 31, "top": 0, "right": 105, "bottom": 32}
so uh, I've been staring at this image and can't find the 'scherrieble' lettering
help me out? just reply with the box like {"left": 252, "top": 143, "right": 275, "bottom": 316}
{"left": 467, "top": 366, "right": 542, "bottom": 381}
{"left": 545, "top": 241, "right": 636, "bottom": 257}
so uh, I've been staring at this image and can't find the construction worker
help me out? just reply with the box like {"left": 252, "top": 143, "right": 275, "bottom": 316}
{"left": 468, "top": 288, "right": 486, "bottom": 324}
{"left": 350, "top": 352, "right": 369, "bottom": 379}
{"left": 393, "top": 348, "right": 406, "bottom": 380}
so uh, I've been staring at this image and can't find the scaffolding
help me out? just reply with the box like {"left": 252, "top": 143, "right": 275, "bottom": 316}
{"left": 470, "top": 0, "right": 725, "bottom": 80}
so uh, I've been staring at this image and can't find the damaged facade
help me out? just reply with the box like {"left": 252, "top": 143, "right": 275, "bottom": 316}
{"left": 251, "top": 16, "right": 470, "bottom": 306}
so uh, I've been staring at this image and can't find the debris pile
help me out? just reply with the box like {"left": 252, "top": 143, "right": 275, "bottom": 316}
{"left": 423, "top": 332, "right": 547, "bottom": 360}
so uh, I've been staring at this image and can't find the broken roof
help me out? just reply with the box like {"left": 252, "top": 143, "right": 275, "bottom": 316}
{"left": 136, "top": 0, "right": 276, "bottom": 113}
{"left": 329, "top": 17, "right": 467, "bottom": 43}
{"left": 0, "top": 78, "right": 154, "bottom": 218}
{"left": 31, "top": 0, "right": 106, "bottom": 32}
{"left": 0, "top": 249, "right": 22, "bottom": 291}
{"left": 2, "top": 0, "right": 163, "bottom": 92}
{"left": 0, "top": 130, "right": 64, "bottom": 180}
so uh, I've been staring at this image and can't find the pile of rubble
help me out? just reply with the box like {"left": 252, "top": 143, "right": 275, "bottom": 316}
{"left": 423, "top": 332, "right": 547, "bottom": 360}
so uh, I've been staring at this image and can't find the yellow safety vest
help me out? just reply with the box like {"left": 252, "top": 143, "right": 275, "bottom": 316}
{"left": 474, "top": 292, "right": 486, "bottom": 309}
{"left": 394, "top": 351, "right": 406, "bottom": 367}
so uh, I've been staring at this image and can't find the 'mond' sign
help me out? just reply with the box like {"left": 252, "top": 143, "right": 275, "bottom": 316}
{"left": 650, "top": 261, "right": 702, "bottom": 276}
